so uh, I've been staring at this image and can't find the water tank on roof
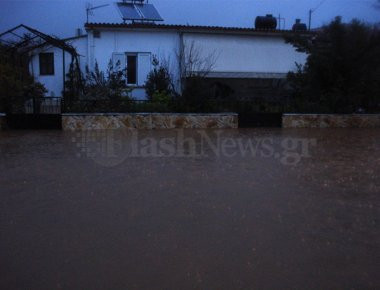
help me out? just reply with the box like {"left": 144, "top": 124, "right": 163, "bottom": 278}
{"left": 255, "top": 14, "right": 277, "bottom": 30}
{"left": 292, "top": 19, "right": 307, "bottom": 31}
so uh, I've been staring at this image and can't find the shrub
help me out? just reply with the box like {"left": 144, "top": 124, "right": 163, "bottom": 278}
{"left": 63, "top": 60, "right": 132, "bottom": 112}
{"left": 83, "top": 60, "right": 131, "bottom": 100}
{"left": 62, "top": 61, "right": 83, "bottom": 109}
{"left": 151, "top": 90, "right": 171, "bottom": 104}
{"left": 145, "top": 56, "right": 174, "bottom": 100}
{"left": 286, "top": 17, "right": 380, "bottom": 113}
{"left": 0, "top": 44, "right": 47, "bottom": 113}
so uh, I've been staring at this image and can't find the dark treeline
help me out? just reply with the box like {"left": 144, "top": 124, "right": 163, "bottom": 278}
{"left": 286, "top": 17, "right": 380, "bottom": 113}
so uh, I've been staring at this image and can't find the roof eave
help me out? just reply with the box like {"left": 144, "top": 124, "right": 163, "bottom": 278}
{"left": 85, "top": 23, "right": 312, "bottom": 37}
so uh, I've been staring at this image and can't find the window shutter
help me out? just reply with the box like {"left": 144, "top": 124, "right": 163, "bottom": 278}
{"left": 138, "top": 53, "right": 151, "bottom": 86}
{"left": 112, "top": 52, "right": 126, "bottom": 72}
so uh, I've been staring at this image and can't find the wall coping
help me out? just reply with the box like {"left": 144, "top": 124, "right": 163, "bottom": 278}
{"left": 282, "top": 113, "right": 380, "bottom": 128}
{"left": 62, "top": 112, "right": 238, "bottom": 117}
{"left": 283, "top": 113, "right": 380, "bottom": 116}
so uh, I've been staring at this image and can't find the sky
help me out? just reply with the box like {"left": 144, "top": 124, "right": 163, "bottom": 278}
{"left": 0, "top": 0, "right": 379, "bottom": 38}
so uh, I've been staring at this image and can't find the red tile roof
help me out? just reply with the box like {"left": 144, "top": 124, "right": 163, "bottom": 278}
{"left": 85, "top": 22, "right": 306, "bottom": 36}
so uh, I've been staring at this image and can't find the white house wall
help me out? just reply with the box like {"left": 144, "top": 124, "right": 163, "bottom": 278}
{"left": 69, "top": 37, "right": 88, "bottom": 74}
{"left": 89, "top": 29, "right": 307, "bottom": 99}
{"left": 183, "top": 33, "right": 307, "bottom": 74}
{"left": 30, "top": 47, "right": 65, "bottom": 97}
{"left": 28, "top": 28, "right": 307, "bottom": 99}
{"left": 29, "top": 36, "right": 87, "bottom": 97}
{"left": 90, "top": 29, "right": 181, "bottom": 99}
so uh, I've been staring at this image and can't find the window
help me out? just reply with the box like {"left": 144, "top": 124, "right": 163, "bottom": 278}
{"left": 126, "top": 54, "right": 137, "bottom": 85}
{"left": 39, "top": 53, "right": 54, "bottom": 75}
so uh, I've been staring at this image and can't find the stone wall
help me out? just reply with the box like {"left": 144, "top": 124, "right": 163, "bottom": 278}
{"left": 0, "top": 113, "right": 5, "bottom": 130}
{"left": 62, "top": 113, "right": 238, "bottom": 130}
{"left": 283, "top": 114, "right": 380, "bottom": 128}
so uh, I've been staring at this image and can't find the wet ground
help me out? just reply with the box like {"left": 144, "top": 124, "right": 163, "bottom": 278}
{"left": 0, "top": 128, "right": 379, "bottom": 289}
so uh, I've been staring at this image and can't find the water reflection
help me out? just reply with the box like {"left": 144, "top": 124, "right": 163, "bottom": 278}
{"left": 0, "top": 128, "right": 379, "bottom": 289}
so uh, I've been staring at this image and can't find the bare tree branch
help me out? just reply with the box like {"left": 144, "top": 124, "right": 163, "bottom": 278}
{"left": 175, "top": 39, "right": 219, "bottom": 92}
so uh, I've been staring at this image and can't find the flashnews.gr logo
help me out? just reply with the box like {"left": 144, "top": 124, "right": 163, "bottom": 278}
{"left": 71, "top": 129, "right": 317, "bottom": 167}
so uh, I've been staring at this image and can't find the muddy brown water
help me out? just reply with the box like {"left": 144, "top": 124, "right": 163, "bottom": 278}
{"left": 0, "top": 129, "right": 379, "bottom": 289}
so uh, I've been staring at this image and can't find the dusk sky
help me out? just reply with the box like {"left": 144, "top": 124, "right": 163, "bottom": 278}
{"left": 1, "top": 0, "right": 380, "bottom": 38}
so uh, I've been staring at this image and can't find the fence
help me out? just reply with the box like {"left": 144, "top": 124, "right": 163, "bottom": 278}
{"left": 24, "top": 97, "right": 62, "bottom": 114}
{"left": 62, "top": 98, "right": 286, "bottom": 127}
{"left": 62, "top": 98, "right": 287, "bottom": 114}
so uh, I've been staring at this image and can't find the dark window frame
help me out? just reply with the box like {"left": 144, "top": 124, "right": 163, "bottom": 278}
{"left": 39, "top": 52, "right": 55, "bottom": 76}
{"left": 126, "top": 53, "right": 138, "bottom": 85}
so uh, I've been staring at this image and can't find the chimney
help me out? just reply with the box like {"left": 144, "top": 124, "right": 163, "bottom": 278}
{"left": 75, "top": 28, "right": 82, "bottom": 37}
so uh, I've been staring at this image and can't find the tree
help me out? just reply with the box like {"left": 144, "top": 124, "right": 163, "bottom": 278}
{"left": 175, "top": 40, "right": 220, "bottom": 109}
{"left": 62, "top": 60, "right": 131, "bottom": 112}
{"left": 374, "top": 0, "right": 380, "bottom": 9}
{"left": 0, "top": 44, "right": 47, "bottom": 113}
{"left": 62, "top": 61, "right": 84, "bottom": 108}
{"left": 83, "top": 60, "right": 130, "bottom": 100}
{"left": 144, "top": 55, "right": 174, "bottom": 101}
{"left": 286, "top": 17, "right": 380, "bottom": 113}
{"left": 176, "top": 39, "right": 219, "bottom": 93}
{"left": 177, "top": 40, "right": 219, "bottom": 81}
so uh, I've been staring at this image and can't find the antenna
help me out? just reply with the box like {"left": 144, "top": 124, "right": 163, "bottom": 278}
{"left": 308, "top": 0, "right": 327, "bottom": 30}
{"left": 86, "top": 3, "right": 110, "bottom": 23}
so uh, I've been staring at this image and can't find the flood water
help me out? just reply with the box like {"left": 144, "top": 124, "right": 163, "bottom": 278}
{"left": 0, "top": 128, "right": 379, "bottom": 289}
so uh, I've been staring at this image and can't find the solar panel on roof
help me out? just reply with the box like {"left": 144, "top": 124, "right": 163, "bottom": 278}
{"left": 117, "top": 3, "right": 143, "bottom": 21}
{"left": 135, "top": 4, "right": 163, "bottom": 21}
{"left": 116, "top": 2, "right": 163, "bottom": 22}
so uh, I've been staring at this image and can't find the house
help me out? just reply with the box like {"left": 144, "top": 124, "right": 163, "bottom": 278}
{"left": 27, "top": 2, "right": 307, "bottom": 100}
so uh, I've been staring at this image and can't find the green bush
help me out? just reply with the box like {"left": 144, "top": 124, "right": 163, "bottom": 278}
{"left": 0, "top": 44, "right": 47, "bottom": 113}
{"left": 286, "top": 17, "right": 380, "bottom": 113}
{"left": 151, "top": 90, "right": 171, "bottom": 104}
{"left": 62, "top": 61, "right": 83, "bottom": 109}
{"left": 83, "top": 60, "right": 131, "bottom": 100}
{"left": 63, "top": 60, "right": 132, "bottom": 112}
{"left": 145, "top": 56, "right": 174, "bottom": 100}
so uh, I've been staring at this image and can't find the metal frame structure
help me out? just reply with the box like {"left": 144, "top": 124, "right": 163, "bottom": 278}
{"left": 116, "top": 0, "right": 163, "bottom": 23}
{"left": 0, "top": 24, "right": 82, "bottom": 95}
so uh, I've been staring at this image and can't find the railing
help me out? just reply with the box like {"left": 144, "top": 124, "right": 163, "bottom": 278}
{"left": 62, "top": 98, "right": 287, "bottom": 114}
{"left": 24, "top": 97, "right": 62, "bottom": 114}
{"left": 61, "top": 98, "right": 287, "bottom": 127}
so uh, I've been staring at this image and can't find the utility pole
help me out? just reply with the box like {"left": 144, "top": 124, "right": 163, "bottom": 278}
{"left": 308, "top": 9, "right": 312, "bottom": 30}
{"left": 278, "top": 14, "right": 285, "bottom": 30}
{"left": 308, "top": 0, "right": 327, "bottom": 31}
